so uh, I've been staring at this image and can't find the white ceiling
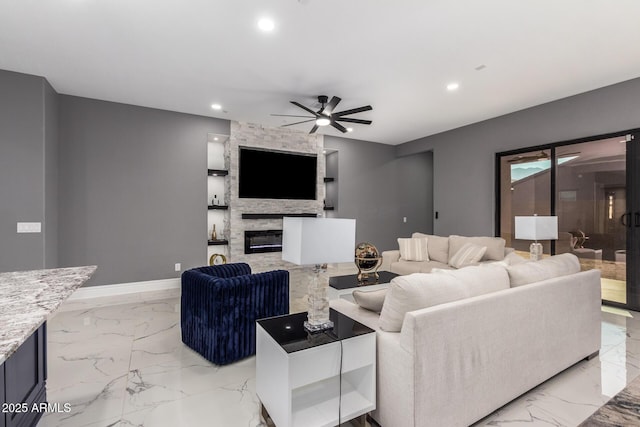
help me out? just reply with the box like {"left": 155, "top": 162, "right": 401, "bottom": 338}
{"left": 2, "top": 0, "right": 640, "bottom": 145}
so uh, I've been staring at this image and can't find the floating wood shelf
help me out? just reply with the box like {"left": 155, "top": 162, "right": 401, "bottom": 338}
{"left": 208, "top": 205, "right": 229, "bottom": 210}
{"left": 208, "top": 169, "right": 228, "bottom": 176}
{"left": 323, "top": 177, "right": 335, "bottom": 183}
{"left": 323, "top": 207, "right": 335, "bottom": 211}
{"left": 208, "top": 239, "right": 229, "bottom": 246}
{"left": 241, "top": 213, "right": 319, "bottom": 220}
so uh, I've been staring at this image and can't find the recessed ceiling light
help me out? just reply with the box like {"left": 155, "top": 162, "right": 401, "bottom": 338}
{"left": 346, "top": 128, "right": 353, "bottom": 132}
{"left": 446, "top": 82, "right": 460, "bottom": 91}
{"left": 257, "top": 17, "right": 275, "bottom": 32}
{"left": 211, "top": 103, "right": 222, "bottom": 110}
{"left": 214, "top": 137, "right": 219, "bottom": 141}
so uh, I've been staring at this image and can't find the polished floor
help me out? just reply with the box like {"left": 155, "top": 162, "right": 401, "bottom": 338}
{"left": 36, "top": 298, "right": 640, "bottom": 427}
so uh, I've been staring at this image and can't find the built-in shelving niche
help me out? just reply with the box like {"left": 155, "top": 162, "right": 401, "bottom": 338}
{"left": 207, "top": 133, "right": 230, "bottom": 263}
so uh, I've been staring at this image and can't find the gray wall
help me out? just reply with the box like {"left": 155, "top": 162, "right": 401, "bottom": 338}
{"left": 58, "top": 96, "right": 229, "bottom": 286}
{"left": 397, "top": 76, "right": 640, "bottom": 237}
{"left": 0, "top": 70, "right": 57, "bottom": 272}
{"left": 324, "top": 135, "right": 433, "bottom": 251}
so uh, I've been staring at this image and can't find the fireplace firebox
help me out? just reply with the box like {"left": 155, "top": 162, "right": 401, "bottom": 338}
{"left": 244, "top": 230, "right": 283, "bottom": 254}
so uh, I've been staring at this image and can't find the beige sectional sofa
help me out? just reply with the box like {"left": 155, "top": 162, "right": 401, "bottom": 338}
{"left": 331, "top": 253, "right": 601, "bottom": 427}
{"left": 381, "top": 232, "right": 516, "bottom": 275}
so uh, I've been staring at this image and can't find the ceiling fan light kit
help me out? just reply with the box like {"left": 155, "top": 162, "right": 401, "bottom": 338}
{"left": 274, "top": 95, "right": 373, "bottom": 134}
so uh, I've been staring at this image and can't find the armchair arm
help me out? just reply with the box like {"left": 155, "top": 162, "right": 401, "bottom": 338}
{"left": 381, "top": 250, "right": 401, "bottom": 272}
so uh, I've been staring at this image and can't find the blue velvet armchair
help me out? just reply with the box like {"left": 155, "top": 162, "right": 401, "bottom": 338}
{"left": 180, "top": 263, "right": 289, "bottom": 365}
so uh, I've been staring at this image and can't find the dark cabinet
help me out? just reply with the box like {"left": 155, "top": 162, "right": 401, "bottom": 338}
{"left": 1, "top": 323, "right": 47, "bottom": 427}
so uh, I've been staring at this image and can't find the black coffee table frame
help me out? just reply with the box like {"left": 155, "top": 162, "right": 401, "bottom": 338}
{"left": 329, "top": 271, "right": 399, "bottom": 290}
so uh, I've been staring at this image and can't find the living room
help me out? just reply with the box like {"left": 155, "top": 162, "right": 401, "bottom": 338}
{"left": 2, "top": 2, "right": 640, "bottom": 427}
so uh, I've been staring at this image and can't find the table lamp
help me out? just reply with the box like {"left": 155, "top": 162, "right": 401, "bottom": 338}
{"left": 282, "top": 217, "right": 356, "bottom": 332}
{"left": 515, "top": 215, "right": 558, "bottom": 260}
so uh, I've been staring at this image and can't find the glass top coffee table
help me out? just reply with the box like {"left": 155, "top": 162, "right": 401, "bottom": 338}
{"left": 328, "top": 271, "right": 398, "bottom": 300}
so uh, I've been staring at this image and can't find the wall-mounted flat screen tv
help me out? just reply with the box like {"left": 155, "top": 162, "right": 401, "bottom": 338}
{"left": 239, "top": 147, "right": 317, "bottom": 200}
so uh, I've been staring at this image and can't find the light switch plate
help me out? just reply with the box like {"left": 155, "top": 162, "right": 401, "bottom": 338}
{"left": 17, "top": 222, "right": 42, "bottom": 233}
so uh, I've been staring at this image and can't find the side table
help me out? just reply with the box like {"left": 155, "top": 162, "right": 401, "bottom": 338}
{"left": 256, "top": 309, "right": 376, "bottom": 427}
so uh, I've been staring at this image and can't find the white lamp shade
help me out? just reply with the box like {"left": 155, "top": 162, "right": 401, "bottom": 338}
{"left": 282, "top": 217, "right": 356, "bottom": 265}
{"left": 514, "top": 216, "right": 558, "bottom": 240}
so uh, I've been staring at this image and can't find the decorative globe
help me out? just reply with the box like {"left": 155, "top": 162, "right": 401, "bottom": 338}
{"left": 355, "top": 242, "right": 382, "bottom": 282}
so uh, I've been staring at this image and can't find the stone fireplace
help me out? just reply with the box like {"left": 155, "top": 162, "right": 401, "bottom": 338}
{"left": 228, "top": 121, "right": 325, "bottom": 272}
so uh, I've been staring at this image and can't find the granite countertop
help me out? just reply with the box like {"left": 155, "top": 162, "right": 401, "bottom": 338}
{"left": 0, "top": 266, "right": 96, "bottom": 364}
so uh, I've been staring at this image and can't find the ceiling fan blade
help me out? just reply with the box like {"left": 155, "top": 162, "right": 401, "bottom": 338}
{"left": 330, "top": 121, "right": 348, "bottom": 133}
{"left": 309, "top": 124, "right": 319, "bottom": 134}
{"left": 334, "top": 117, "right": 372, "bottom": 125}
{"left": 322, "top": 96, "right": 341, "bottom": 115}
{"left": 334, "top": 105, "right": 373, "bottom": 117}
{"left": 291, "top": 101, "right": 319, "bottom": 117}
{"left": 281, "top": 119, "right": 316, "bottom": 127}
{"left": 271, "top": 114, "right": 315, "bottom": 118}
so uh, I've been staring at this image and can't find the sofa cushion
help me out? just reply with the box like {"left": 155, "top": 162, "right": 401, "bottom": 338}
{"left": 380, "top": 264, "right": 511, "bottom": 332}
{"left": 448, "top": 243, "right": 487, "bottom": 268}
{"left": 379, "top": 273, "right": 470, "bottom": 332}
{"left": 353, "top": 288, "right": 388, "bottom": 312}
{"left": 432, "top": 264, "right": 510, "bottom": 297}
{"left": 413, "top": 232, "right": 449, "bottom": 264}
{"left": 449, "top": 235, "right": 506, "bottom": 262}
{"left": 390, "top": 260, "right": 451, "bottom": 275}
{"left": 506, "top": 253, "right": 581, "bottom": 287}
{"left": 398, "top": 237, "right": 429, "bottom": 261}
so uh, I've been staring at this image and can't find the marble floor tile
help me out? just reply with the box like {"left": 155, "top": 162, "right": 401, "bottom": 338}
{"left": 40, "top": 286, "right": 640, "bottom": 427}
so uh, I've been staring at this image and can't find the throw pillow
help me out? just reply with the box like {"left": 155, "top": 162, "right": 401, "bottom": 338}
{"left": 449, "top": 243, "right": 487, "bottom": 269}
{"left": 412, "top": 233, "right": 449, "bottom": 264}
{"left": 352, "top": 288, "right": 388, "bottom": 313}
{"left": 398, "top": 238, "right": 429, "bottom": 262}
{"left": 448, "top": 235, "right": 506, "bottom": 262}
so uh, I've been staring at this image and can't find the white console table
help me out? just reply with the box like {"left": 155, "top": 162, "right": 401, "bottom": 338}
{"left": 256, "top": 310, "right": 376, "bottom": 427}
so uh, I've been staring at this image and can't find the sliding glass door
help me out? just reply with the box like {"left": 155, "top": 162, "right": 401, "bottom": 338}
{"left": 496, "top": 131, "right": 639, "bottom": 309}
{"left": 555, "top": 138, "right": 627, "bottom": 304}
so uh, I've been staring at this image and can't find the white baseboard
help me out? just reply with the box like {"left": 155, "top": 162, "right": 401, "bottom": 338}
{"left": 68, "top": 278, "right": 180, "bottom": 301}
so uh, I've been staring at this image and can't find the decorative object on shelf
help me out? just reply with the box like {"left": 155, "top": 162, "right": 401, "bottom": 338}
{"left": 209, "top": 253, "right": 227, "bottom": 265}
{"left": 213, "top": 194, "right": 218, "bottom": 206}
{"left": 355, "top": 242, "right": 382, "bottom": 283}
{"left": 211, "top": 224, "right": 217, "bottom": 240}
{"left": 515, "top": 215, "right": 558, "bottom": 260}
{"left": 282, "top": 217, "right": 356, "bottom": 333}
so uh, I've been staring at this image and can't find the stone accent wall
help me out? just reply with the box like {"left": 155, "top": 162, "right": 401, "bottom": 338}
{"left": 228, "top": 121, "right": 325, "bottom": 272}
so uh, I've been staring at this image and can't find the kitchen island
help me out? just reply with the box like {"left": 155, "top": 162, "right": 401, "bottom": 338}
{"left": 0, "top": 266, "right": 96, "bottom": 427}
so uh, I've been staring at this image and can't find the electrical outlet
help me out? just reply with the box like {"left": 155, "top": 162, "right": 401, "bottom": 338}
{"left": 175, "top": 263, "right": 181, "bottom": 272}
{"left": 403, "top": 217, "right": 407, "bottom": 223}
{"left": 17, "top": 222, "right": 42, "bottom": 233}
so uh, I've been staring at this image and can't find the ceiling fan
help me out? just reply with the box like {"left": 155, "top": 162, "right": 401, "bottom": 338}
{"left": 272, "top": 95, "right": 372, "bottom": 134}
{"left": 508, "top": 151, "right": 549, "bottom": 164}
{"left": 508, "top": 151, "right": 580, "bottom": 164}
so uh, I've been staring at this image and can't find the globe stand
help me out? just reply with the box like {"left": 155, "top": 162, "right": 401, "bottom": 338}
{"left": 355, "top": 242, "right": 382, "bottom": 284}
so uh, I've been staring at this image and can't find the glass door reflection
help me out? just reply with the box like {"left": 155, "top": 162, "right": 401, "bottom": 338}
{"left": 556, "top": 138, "right": 627, "bottom": 304}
